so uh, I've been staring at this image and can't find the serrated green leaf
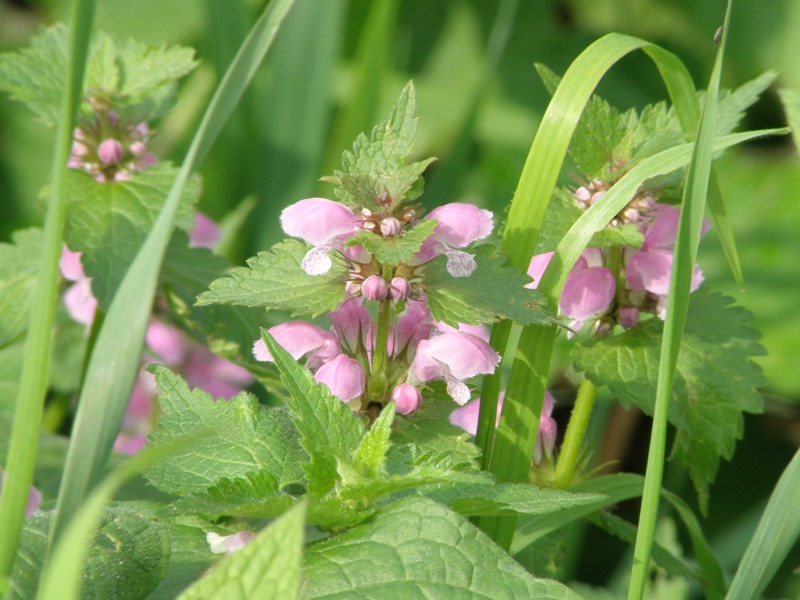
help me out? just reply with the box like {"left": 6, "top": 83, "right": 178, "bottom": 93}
{"left": 172, "top": 472, "right": 293, "bottom": 519}
{"left": 353, "top": 219, "right": 437, "bottom": 266}
{"left": 573, "top": 291, "right": 765, "bottom": 510}
{"left": 423, "top": 245, "right": 556, "bottom": 326}
{"left": 10, "top": 504, "right": 169, "bottom": 600}
{"left": 196, "top": 239, "right": 347, "bottom": 318}
{"left": 715, "top": 71, "right": 776, "bottom": 139}
{"left": 422, "top": 482, "right": 604, "bottom": 518}
{"left": 145, "top": 367, "right": 306, "bottom": 496}
{"left": 177, "top": 502, "right": 305, "bottom": 600}
{"left": 0, "top": 25, "right": 195, "bottom": 126}
{"left": 303, "top": 497, "right": 584, "bottom": 599}
{"left": 0, "top": 229, "right": 42, "bottom": 348}
{"left": 63, "top": 163, "right": 199, "bottom": 308}
{"left": 262, "top": 330, "right": 365, "bottom": 495}
{"left": 587, "top": 223, "right": 643, "bottom": 248}
{"left": 352, "top": 402, "right": 395, "bottom": 479}
{"left": 326, "top": 82, "right": 433, "bottom": 210}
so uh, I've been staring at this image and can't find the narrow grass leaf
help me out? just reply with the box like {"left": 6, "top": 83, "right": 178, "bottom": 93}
{"left": 0, "top": 0, "right": 95, "bottom": 579}
{"left": 628, "top": 4, "right": 731, "bottom": 598}
{"left": 726, "top": 446, "right": 800, "bottom": 600}
{"left": 49, "top": 0, "right": 296, "bottom": 551}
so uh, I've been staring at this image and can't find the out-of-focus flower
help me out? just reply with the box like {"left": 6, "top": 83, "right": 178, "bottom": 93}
{"left": 206, "top": 530, "right": 256, "bottom": 556}
{"left": 449, "top": 390, "right": 557, "bottom": 464}
{"left": 60, "top": 246, "right": 98, "bottom": 328}
{"left": 0, "top": 471, "right": 42, "bottom": 517}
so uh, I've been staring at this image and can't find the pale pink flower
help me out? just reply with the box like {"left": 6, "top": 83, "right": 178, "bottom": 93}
{"left": 280, "top": 198, "right": 359, "bottom": 275}
{"left": 391, "top": 383, "right": 422, "bottom": 414}
{"left": 207, "top": 530, "right": 256, "bottom": 556}
{"left": 409, "top": 332, "right": 500, "bottom": 405}
{"left": 412, "top": 203, "right": 493, "bottom": 277}
{"left": 189, "top": 213, "right": 221, "bottom": 249}
{"left": 60, "top": 246, "right": 97, "bottom": 327}
{"left": 314, "top": 355, "right": 365, "bottom": 403}
{"left": 253, "top": 321, "right": 341, "bottom": 369}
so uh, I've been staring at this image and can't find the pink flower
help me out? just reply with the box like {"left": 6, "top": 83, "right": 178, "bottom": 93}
{"left": 207, "top": 530, "right": 256, "bottom": 556}
{"left": 527, "top": 250, "right": 615, "bottom": 332}
{"left": 449, "top": 391, "right": 557, "bottom": 464}
{"left": 391, "top": 383, "right": 422, "bottom": 414}
{"left": 253, "top": 321, "right": 341, "bottom": 369}
{"left": 97, "top": 139, "right": 124, "bottom": 164}
{"left": 60, "top": 246, "right": 97, "bottom": 327}
{"left": 280, "top": 198, "right": 359, "bottom": 275}
{"left": 189, "top": 213, "right": 221, "bottom": 249}
{"left": 409, "top": 332, "right": 500, "bottom": 405}
{"left": 362, "top": 274, "right": 389, "bottom": 301}
{"left": 412, "top": 203, "right": 493, "bottom": 277}
{"left": 314, "top": 355, "right": 365, "bottom": 403}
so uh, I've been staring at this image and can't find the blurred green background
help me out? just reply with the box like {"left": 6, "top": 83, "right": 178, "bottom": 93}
{"left": 1, "top": 0, "right": 798, "bottom": 595}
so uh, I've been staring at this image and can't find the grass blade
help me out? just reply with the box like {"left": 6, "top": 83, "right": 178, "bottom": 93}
{"left": 49, "top": 0, "right": 297, "bottom": 550}
{"left": 0, "top": 0, "right": 96, "bottom": 579}
{"left": 725, "top": 446, "right": 800, "bottom": 600}
{"left": 627, "top": 3, "right": 731, "bottom": 598}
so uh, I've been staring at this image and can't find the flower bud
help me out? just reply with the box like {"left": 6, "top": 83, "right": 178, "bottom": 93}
{"left": 380, "top": 217, "right": 402, "bottom": 237}
{"left": 389, "top": 276, "right": 412, "bottom": 302}
{"left": 362, "top": 274, "right": 389, "bottom": 301}
{"left": 97, "top": 139, "right": 125, "bottom": 164}
{"left": 129, "top": 141, "right": 147, "bottom": 156}
{"left": 391, "top": 384, "right": 422, "bottom": 415}
{"left": 619, "top": 306, "right": 640, "bottom": 329}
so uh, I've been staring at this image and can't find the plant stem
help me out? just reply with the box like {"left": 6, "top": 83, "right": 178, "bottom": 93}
{"left": 553, "top": 379, "right": 596, "bottom": 489}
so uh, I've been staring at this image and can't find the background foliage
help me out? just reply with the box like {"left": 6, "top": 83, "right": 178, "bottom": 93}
{"left": 0, "top": 0, "right": 798, "bottom": 596}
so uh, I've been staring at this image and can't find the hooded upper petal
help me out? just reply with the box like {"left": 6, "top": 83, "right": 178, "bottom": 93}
{"left": 426, "top": 203, "right": 493, "bottom": 247}
{"left": 280, "top": 198, "right": 358, "bottom": 246}
{"left": 559, "top": 266, "right": 616, "bottom": 320}
{"left": 253, "top": 321, "right": 340, "bottom": 367}
{"left": 314, "top": 355, "right": 365, "bottom": 402}
{"left": 411, "top": 332, "right": 500, "bottom": 383}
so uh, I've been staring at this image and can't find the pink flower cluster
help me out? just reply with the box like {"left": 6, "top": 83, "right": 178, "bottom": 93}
{"left": 528, "top": 187, "right": 709, "bottom": 335}
{"left": 257, "top": 196, "right": 502, "bottom": 415}
{"left": 282, "top": 198, "right": 493, "bottom": 298}
{"left": 59, "top": 215, "right": 252, "bottom": 454}
{"left": 68, "top": 107, "right": 157, "bottom": 182}
{"left": 254, "top": 300, "right": 499, "bottom": 413}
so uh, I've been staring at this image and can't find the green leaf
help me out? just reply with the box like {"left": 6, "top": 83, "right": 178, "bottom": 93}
{"left": 160, "top": 232, "right": 277, "bottom": 387}
{"left": 726, "top": 446, "right": 800, "bottom": 600}
{"left": 779, "top": 87, "right": 800, "bottom": 154}
{"left": 352, "top": 401, "right": 395, "bottom": 479}
{"left": 11, "top": 504, "right": 169, "bottom": 600}
{"left": 324, "top": 82, "right": 434, "bottom": 210}
{"left": 423, "top": 245, "right": 556, "bottom": 326}
{"left": 303, "top": 497, "right": 584, "bottom": 599}
{"left": 145, "top": 367, "right": 306, "bottom": 496}
{"left": 177, "top": 502, "right": 305, "bottom": 600}
{"left": 171, "top": 471, "right": 293, "bottom": 519}
{"left": 351, "top": 219, "right": 438, "bottom": 266}
{"left": 422, "top": 482, "right": 604, "bottom": 518}
{"left": 0, "top": 25, "right": 195, "bottom": 126}
{"left": 573, "top": 291, "right": 765, "bottom": 510}
{"left": 262, "top": 330, "right": 365, "bottom": 495}
{"left": 63, "top": 163, "right": 199, "bottom": 308}
{"left": 196, "top": 239, "right": 347, "bottom": 318}
{"left": 715, "top": 71, "right": 776, "bottom": 138}
{"left": 570, "top": 95, "right": 634, "bottom": 179}
{"left": 0, "top": 229, "right": 42, "bottom": 348}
